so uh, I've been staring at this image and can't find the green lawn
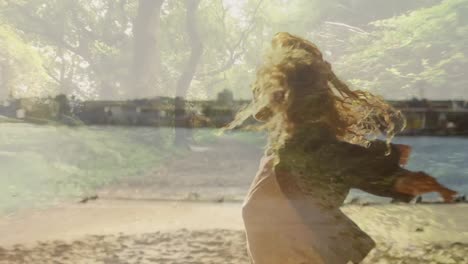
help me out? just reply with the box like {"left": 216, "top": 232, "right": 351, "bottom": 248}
{"left": 0, "top": 123, "right": 269, "bottom": 214}
{"left": 0, "top": 124, "right": 177, "bottom": 213}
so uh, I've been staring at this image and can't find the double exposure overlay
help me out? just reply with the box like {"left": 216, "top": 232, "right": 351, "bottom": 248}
{"left": 0, "top": 1, "right": 467, "bottom": 263}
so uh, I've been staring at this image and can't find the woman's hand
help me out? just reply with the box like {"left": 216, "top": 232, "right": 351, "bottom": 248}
{"left": 394, "top": 171, "right": 458, "bottom": 203}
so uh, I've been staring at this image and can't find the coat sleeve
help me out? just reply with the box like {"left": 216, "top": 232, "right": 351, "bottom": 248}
{"left": 317, "top": 140, "right": 413, "bottom": 200}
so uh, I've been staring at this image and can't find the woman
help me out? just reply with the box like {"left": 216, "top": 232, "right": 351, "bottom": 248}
{"left": 226, "top": 32, "right": 458, "bottom": 263}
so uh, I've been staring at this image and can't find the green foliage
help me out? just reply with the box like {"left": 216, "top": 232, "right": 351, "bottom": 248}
{"left": 1, "top": 0, "right": 464, "bottom": 100}
{"left": 1, "top": 0, "right": 135, "bottom": 99}
{"left": 182, "top": 0, "right": 339, "bottom": 100}
{"left": 0, "top": 124, "right": 176, "bottom": 213}
{"left": 337, "top": 0, "right": 468, "bottom": 98}
{"left": 0, "top": 23, "right": 51, "bottom": 98}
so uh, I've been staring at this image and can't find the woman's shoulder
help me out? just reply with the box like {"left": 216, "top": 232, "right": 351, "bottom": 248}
{"left": 251, "top": 154, "right": 277, "bottom": 182}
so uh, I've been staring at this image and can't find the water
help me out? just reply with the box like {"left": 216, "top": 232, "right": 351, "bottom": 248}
{"left": 1, "top": 123, "right": 467, "bottom": 214}
{"left": 393, "top": 136, "right": 468, "bottom": 200}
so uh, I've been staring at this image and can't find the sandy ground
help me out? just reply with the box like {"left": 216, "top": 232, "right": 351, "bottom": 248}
{"left": 1, "top": 200, "right": 467, "bottom": 264}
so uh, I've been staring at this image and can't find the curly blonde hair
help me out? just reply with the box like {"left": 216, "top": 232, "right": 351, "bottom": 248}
{"left": 226, "top": 32, "right": 405, "bottom": 154}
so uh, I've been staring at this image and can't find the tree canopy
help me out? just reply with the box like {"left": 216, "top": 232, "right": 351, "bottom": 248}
{"left": 336, "top": 0, "right": 468, "bottom": 99}
{"left": 0, "top": 0, "right": 465, "bottom": 101}
{"left": 0, "top": 22, "right": 51, "bottom": 98}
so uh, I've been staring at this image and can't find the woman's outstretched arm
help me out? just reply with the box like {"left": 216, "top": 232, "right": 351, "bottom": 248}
{"left": 322, "top": 140, "right": 458, "bottom": 202}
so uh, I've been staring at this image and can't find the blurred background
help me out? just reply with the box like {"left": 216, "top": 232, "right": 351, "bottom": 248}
{"left": 0, "top": 0, "right": 467, "bottom": 214}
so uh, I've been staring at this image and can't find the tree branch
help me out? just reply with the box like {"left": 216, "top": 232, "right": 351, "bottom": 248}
{"left": 198, "top": 0, "right": 264, "bottom": 77}
{"left": 43, "top": 66, "right": 61, "bottom": 84}
{"left": 324, "top": 21, "right": 369, "bottom": 35}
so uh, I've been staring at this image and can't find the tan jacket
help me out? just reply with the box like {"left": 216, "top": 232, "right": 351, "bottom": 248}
{"left": 243, "top": 155, "right": 375, "bottom": 264}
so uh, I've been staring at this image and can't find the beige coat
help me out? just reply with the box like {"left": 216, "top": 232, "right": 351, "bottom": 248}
{"left": 242, "top": 155, "right": 375, "bottom": 264}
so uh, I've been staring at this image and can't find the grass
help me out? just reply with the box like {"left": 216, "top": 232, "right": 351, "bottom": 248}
{"left": 192, "top": 128, "right": 267, "bottom": 146}
{"left": 3, "top": 124, "right": 466, "bottom": 214}
{"left": 0, "top": 124, "right": 268, "bottom": 214}
{"left": 0, "top": 124, "right": 178, "bottom": 213}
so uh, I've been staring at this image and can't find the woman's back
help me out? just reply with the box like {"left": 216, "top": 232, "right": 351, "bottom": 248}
{"left": 243, "top": 153, "right": 376, "bottom": 264}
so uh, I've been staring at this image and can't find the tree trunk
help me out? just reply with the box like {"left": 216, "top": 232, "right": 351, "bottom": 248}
{"left": 174, "top": 0, "right": 204, "bottom": 146}
{"left": 0, "top": 62, "right": 10, "bottom": 99}
{"left": 131, "top": 0, "right": 164, "bottom": 99}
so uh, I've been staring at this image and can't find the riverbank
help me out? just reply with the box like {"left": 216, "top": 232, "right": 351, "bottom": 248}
{"left": 2, "top": 123, "right": 468, "bottom": 214}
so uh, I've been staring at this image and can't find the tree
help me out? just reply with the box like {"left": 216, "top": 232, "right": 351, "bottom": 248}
{"left": 174, "top": 0, "right": 203, "bottom": 145}
{"left": 186, "top": 0, "right": 341, "bottom": 100}
{"left": 336, "top": 0, "right": 468, "bottom": 99}
{"left": 175, "top": 0, "right": 203, "bottom": 98}
{"left": 131, "top": 0, "right": 165, "bottom": 99}
{"left": 3, "top": 0, "right": 441, "bottom": 103}
{"left": 0, "top": 23, "right": 51, "bottom": 99}
{"left": 1, "top": 0, "right": 135, "bottom": 99}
